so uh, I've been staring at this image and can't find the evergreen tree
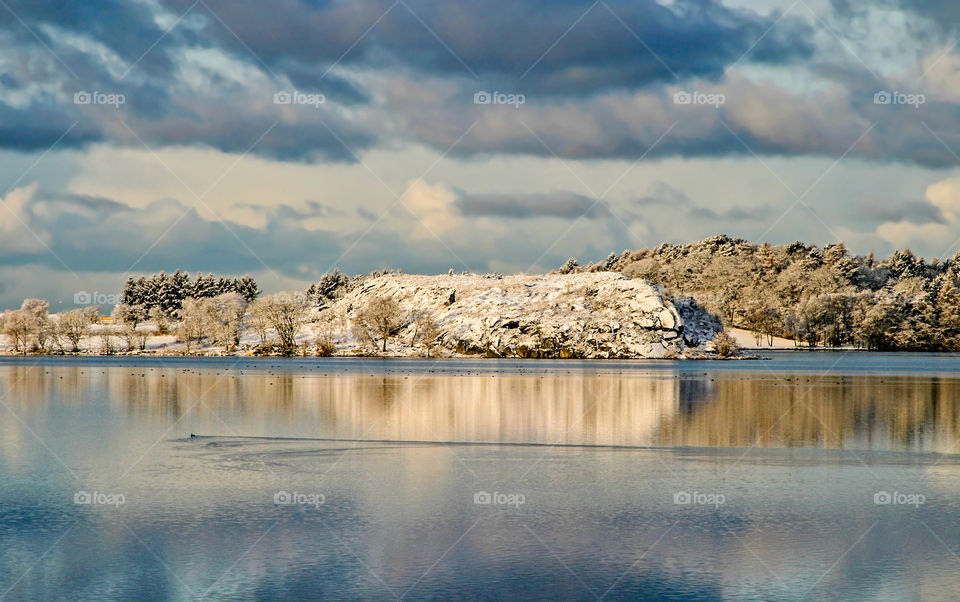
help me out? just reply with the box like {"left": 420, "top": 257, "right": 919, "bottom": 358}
{"left": 116, "top": 271, "right": 259, "bottom": 317}
{"left": 617, "top": 236, "right": 960, "bottom": 351}
{"left": 235, "top": 276, "right": 260, "bottom": 301}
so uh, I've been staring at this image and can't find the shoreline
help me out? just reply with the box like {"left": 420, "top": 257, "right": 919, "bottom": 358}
{"left": 0, "top": 350, "right": 765, "bottom": 360}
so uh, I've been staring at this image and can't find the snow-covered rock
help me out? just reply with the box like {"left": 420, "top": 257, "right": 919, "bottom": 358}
{"left": 325, "top": 272, "right": 724, "bottom": 358}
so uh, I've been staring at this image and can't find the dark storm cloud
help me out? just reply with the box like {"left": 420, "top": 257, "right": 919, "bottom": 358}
{"left": 118, "top": 108, "right": 374, "bottom": 163}
{"left": 0, "top": 0, "right": 374, "bottom": 160}
{"left": 0, "top": 102, "right": 101, "bottom": 151}
{"left": 0, "top": 0, "right": 817, "bottom": 160}
{"left": 162, "top": 0, "right": 814, "bottom": 95}
{"left": 388, "top": 74, "right": 960, "bottom": 168}
{"left": 0, "top": 1, "right": 169, "bottom": 69}
{"left": 853, "top": 199, "right": 948, "bottom": 225}
{"left": 455, "top": 192, "right": 599, "bottom": 219}
{"left": 273, "top": 63, "right": 371, "bottom": 105}
{"left": 1, "top": 0, "right": 959, "bottom": 167}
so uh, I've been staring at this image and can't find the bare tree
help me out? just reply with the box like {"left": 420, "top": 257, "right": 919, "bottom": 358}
{"left": 57, "top": 309, "right": 90, "bottom": 352}
{"left": 120, "top": 325, "right": 140, "bottom": 352}
{"left": 177, "top": 298, "right": 211, "bottom": 351}
{"left": 315, "top": 331, "right": 336, "bottom": 356}
{"left": 17, "top": 299, "right": 51, "bottom": 352}
{"left": 411, "top": 312, "right": 442, "bottom": 357}
{"left": 353, "top": 296, "right": 404, "bottom": 352}
{"left": 83, "top": 306, "right": 101, "bottom": 324}
{"left": 256, "top": 293, "right": 311, "bottom": 353}
{"left": 206, "top": 292, "right": 248, "bottom": 349}
{"left": 148, "top": 306, "right": 172, "bottom": 335}
{"left": 247, "top": 298, "right": 271, "bottom": 345}
{"left": 713, "top": 331, "right": 740, "bottom": 357}
{"left": 99, "top": 332, "right": 116, "bottom": 355}
{"left": 2, "top": 310, "right": 32, "bottom": 353}
{"left": 313, "top": 310, "right": 338, "bottom": 356}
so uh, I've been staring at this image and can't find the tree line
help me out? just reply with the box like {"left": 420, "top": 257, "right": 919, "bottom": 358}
{"left": 561, "top": 235, "right": 960, "bottom": 351}
{"left": 0, "top": 267, "right": 435, "bottom": 356}
{"left": 120, "top": 271, "right": 260, "bottom": 319}
{"left": 10, "top": 237, "right": 959, "bottom": 356}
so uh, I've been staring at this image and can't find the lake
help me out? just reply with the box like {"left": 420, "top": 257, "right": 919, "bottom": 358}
{"left": 1, "top": 352, "right": 959, "bottom": 600}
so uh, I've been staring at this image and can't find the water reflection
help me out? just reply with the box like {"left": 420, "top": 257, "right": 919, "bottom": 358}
{"left": 4, "top": 357, "right": 960, "bottom": 599}
{"left": 3, "top": 362, "right": 960, "bottom": 452}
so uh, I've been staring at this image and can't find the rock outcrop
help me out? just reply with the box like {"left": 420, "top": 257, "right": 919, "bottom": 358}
{"left": 324, "top": 272, "right": 724, "bottom": 358}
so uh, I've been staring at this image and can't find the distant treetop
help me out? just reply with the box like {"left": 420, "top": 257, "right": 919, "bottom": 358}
{"left": 556, "top": 235, "right": 960, "bottom": 352}
{"left": 120, "top": 272, "right": 260, "bottom": 318}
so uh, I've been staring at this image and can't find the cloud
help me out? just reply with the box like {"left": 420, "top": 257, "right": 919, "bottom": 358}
{"left": 925, "top": 177, "right": 960, "bottom": 221}
{"left": 0, "top": 0, "right": 817, "bottom": 164}
{"left": 628, "top": 181, "right": 774, "bottom": 222}
{"left": 237, "top": 199, "right": 343, "bottom": 221}
{"left": 634, "top": 182, "right": 694, "bottom": 208}
{"left": 400, "top": 180, "right": 461, "bottom": 236}
{"left": 873, "top": 177, "right": 960, "bottom": 250}
{"left": 455, "top": 191, "right": 598, "bottom": 219}
{"left": 836, "top": 0, "right": 960, "bottom": 35}
{"left": 0, "top": 187, "right": 344, "bottom": 277}
{"left": 0, "top": 0, "right": 375, "bottom": 161}
{"left": 383, "top": 71, "right": 960, "bottom": 167}
{"left": 854, "top": 199, "right": 947, "bottom": 225}
{"left": 0, "top": 102, "right": 102, "bottom": 152}
{"left": 161, "top": 0, "right": 814, "bottom": 94}
{"left": 875, "top": 219, "right": 950, "bottom": 250}
{"left": 688, "top": 205, "right": 778, "bottom": 221}
{"left": 1, "top": 0, "right": 959, "bottom": 169}
{"left": 9, "top": 0, "right": 960, "bottom": 304}
{"left": 0, "top": 185, "right": 49, "bottom": 256}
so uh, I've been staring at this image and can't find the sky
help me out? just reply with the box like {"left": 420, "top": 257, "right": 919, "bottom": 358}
{"left": 2, "top": 0, "right": 960, "bottom": 309}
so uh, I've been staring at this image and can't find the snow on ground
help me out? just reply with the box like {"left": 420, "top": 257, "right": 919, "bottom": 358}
{"left": 728, "top": 327, "right": 798, "bottom": 349}
{"left": 1, "top": 272, "right": 732, "bottom": 358}
{"left": 318, "top": 272, "right": 724, "bottom": 358}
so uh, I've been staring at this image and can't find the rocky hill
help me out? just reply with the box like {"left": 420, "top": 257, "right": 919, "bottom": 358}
{"left": 323, "top": 272, "right": 725, "bottom": 358}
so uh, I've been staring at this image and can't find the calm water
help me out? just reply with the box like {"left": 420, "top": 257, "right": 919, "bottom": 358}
{"left": 1, "top": 352, "right": 960, "bottom": 600}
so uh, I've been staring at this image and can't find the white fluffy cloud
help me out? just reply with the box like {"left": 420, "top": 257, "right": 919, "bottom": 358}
{"left": 400, "top": 180, "right": 462, "bottom": 239}
{"left": 874, "top": 176, "right": 960, "bottom": 253}
{"left": 925, "top": 177, "right": 960, "bottom": 221}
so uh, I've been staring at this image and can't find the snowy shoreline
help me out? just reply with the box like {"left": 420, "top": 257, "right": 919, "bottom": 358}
{"left": 2, "top": 273, "right": 749, "bottom": 359}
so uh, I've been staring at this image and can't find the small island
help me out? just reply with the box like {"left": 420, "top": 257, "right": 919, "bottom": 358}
{"left": 4, "top": 235, "right": 955, "bottom": 358}
{"left": 0, "top": 270, "right": 733, "bottom": 359}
